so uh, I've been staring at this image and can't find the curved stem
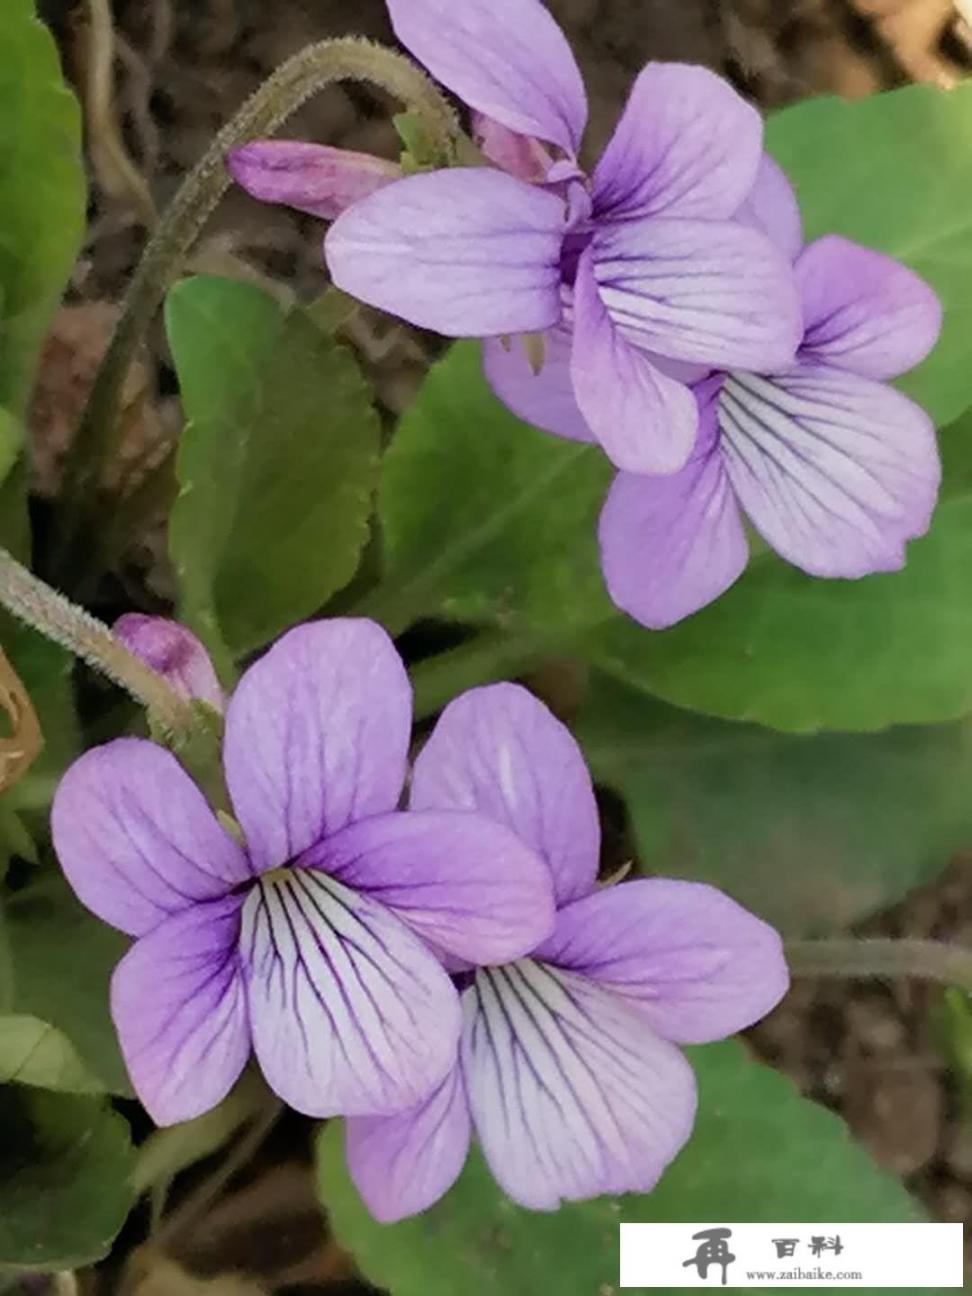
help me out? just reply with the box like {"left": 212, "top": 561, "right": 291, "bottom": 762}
{"left": 785, "top": 938, "right": 972, "bottom": 991}
{"left": 53, "top": 37, "right": 461, "bottom": 577}
{"left": 410, "top": 629, "right": 552, "bottom": 720}
{"left": 0, "top": 546, "right": 199, "bottom": 739}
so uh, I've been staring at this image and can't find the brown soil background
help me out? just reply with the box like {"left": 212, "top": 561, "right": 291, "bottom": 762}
{"left": 31, "top": 1, "right": 972, "bottom": 1290}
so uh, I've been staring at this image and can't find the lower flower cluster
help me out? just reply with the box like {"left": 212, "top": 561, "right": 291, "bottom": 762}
{"left": 53, "top": 616, "right": 788, "bottom": 1218}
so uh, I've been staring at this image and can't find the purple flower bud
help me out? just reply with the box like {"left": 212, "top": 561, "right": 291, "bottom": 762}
{"left": 113, "top": 614, "right": 224, "bottom": 712}
{"left": 226, "top": 140, "right": 402, "bottom": 221}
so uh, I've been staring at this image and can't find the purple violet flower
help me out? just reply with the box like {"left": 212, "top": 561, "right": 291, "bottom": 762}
{"left": 489, "top": 161, "right": 943, "bottom": 628}
{"left": 230, "top": 0, "right": 802, "bottom": 476}
{"left": 344, "top": 683, "right": 789, "bottom": 1218}
{"left": 114, "top": 613, "right": 225, "bottom": 711}
{"left": 51, "top": 619, "right": 555, "bottom": 1125}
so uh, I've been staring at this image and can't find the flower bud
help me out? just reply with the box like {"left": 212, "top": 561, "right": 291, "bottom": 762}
{"left": 113, "top": 614, "right": 223, "bottom": 711}
{"left": 227, "top": 140, "right": 402, "bottom": 220}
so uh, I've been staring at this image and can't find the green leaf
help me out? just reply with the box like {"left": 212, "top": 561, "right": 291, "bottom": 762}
{"left": 0, "top": 410, "right": 20, "bottom": 487}
{"left": 0, "top": 1087, "right": 134, "bottom": 1270}
{"left": 379, "top": 346, "right": 972, "bottom": 731}
{"left": 767, "top": 81, "right": 972, "bottom": 428}
{"left": 375, "top": 340, "right": 611, "bottom": 634}
{"left": 166, "top": 275, "right": 380, "bottom": 664}
{"left": 394, "top": 111, "right": 437, "bottom": 170}
{"left": 578, "top": 674, "right": 972, "bottom": 935}
{"left": 0, "top": 1014, "right": 102, "bottom": 1093}
{"left": 0, "top": 808, "right": 36, "bottom": 870}
{"left": 319, "top": 1041, "right": 928, "bottom": 1296}
{"left": 0, "top": 0, "right": 85, "bottom": 418}
{"left": 5, "top": 878, "right": 131, "bottom": 1096}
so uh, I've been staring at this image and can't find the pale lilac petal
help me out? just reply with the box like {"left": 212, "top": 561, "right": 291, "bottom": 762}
{"left": 464, "top": 961, "right": 696, "bottom": 1209}
{"left": 227, "top": 140, "right": 402, "bottom": 220}
{"left": 113, "top": 614, "right": 223, "bottom": 711}
{"left": 224, "top": 620, "right": 411, "bottom": 873}
{"left": 241, "top": 871, "right": 459, "bottom": 1117}
{"left": 411, "top": 682, "right": 599, "bottom": 907}
{"left": 534, "top": 879, "right": 788, "bottom": 1044}
{"left": 735, "top": 154, "right": 803, "bottom": 261}
{"left": 52, "top": 738, "right": 251, "bottom": 937}
{"left": 796, "top": 235, "right": 942, "bottom": 381}
{"left": 325, "top": 170, "right": 566, "bottom": 337}
{"left": 592, "top": 217, "right": 803, "bottom": 372}
{"left": 387, "top": 0, "right": 587, "bottom": 154}
{"left": 598, "top": 387, "right": 749, "bottom": 629}
{"left": 111, "top": 894, "right": 249, "bottom": 1125}
{"left": 571, "top": 248, "right": 698, "bottom": 473}
{"left": 719, "top": 365, "right": 941, "bottom": 578}
{"left": 593, "top": 63, "right": 762, "bottom": 223}
{"left": 482, "top": 329, "right": 594, "bottom": 443}
{"left": 472, "top": 113, "right": 553, "bottom": 184}
{"left": 302, "top": 809, "right": 555, "bottom": 965}
{"left": 345, "top": 1067, "right": 472, "bottom": 1221}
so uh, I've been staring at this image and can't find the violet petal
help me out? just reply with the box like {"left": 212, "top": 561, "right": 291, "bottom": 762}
{"left": 241, "top": 871, "right": 460, "bottom": 1117}
{"left": 592, "top": 217, "right": 803, "bottom": 373}
{"left": 345, "top": 1067, "right": 472, "bottom": 1221}
{"left": 110, "top": 894, "right": 249, "bottom": 1124}
{"left": 719, "top": 364, "right": 940, "bottom": 578}
{"left": 463, "top": 961, "right": 696, "bottom": 1209}
{"left": 482, "top": 329, "right": 595, "bottom": 443}
{"left": 52, "top": 738, "right": 251, "bottom": 937}
{"left": 598, "top": 389, "right": 749, "bottom": 629}
{"left": 534, "top": 878, "right": 789, "bottom": 1044}
{"left": 325, "top": 169, "right": 567, "bottom": 337}
{"left": 223, "top": 619, "right": 411, "bottom": 873}
{"left": 735, "top": 154, "right": 803, "bottom": 261}
{"left": 387, "top": 0, "right": 587, "bottom": 154}
{"left": 410, "top": 682, "right": 599, "bottom": 907}
{"left": 594, "top": 63, "right": 762, "bottom": 223}
{"left": 796, "top": 235, "right": 942, "bottom": 381}
{"left": 571, "top": 247, "right": 699, "bottom": 473}
{"left": 306, "top": 808, "right": 556, "bottom": 965}
{"left": 472, "top": 113, "right": 554, "bottom": 184}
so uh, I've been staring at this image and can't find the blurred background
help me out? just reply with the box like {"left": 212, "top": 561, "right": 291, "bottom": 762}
{"left": 21, "top": 1, "right": 972, "bottom": 1291}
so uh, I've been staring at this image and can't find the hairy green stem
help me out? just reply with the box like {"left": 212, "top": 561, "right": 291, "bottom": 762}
{"left": 786, "top": 938, "right": 972, "bottom": 991}
{"left": 0, "top": 546, "right": 200, "bottom": 739}
{"left": 410, "top": 629, "right": 552, "bottom": 720}
{"left": 53, "top": 37, "right": 461, "bottom": 577}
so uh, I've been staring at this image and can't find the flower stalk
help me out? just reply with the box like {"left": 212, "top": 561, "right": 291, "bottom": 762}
{"left": 410, "top": 629, "right": 553, "bottom": 720}
{"left": 0, "top": 546, "right": 201, "bottom": 741}
{"left": 53, "top": 37, "right": 462, "bottom": 578}
{"left": 785, "top": 938, "right": 972, "bottom": 992}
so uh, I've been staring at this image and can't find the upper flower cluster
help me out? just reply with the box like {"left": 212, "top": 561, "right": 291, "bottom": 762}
{"left": 52, "top": 615, "right": 787, "bottom": 1216}
{"left": 229, "top": 0, "right": 943, "bottom": 630}
{"left": 232, "top": 0, "right": 802, "bottom": 480}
